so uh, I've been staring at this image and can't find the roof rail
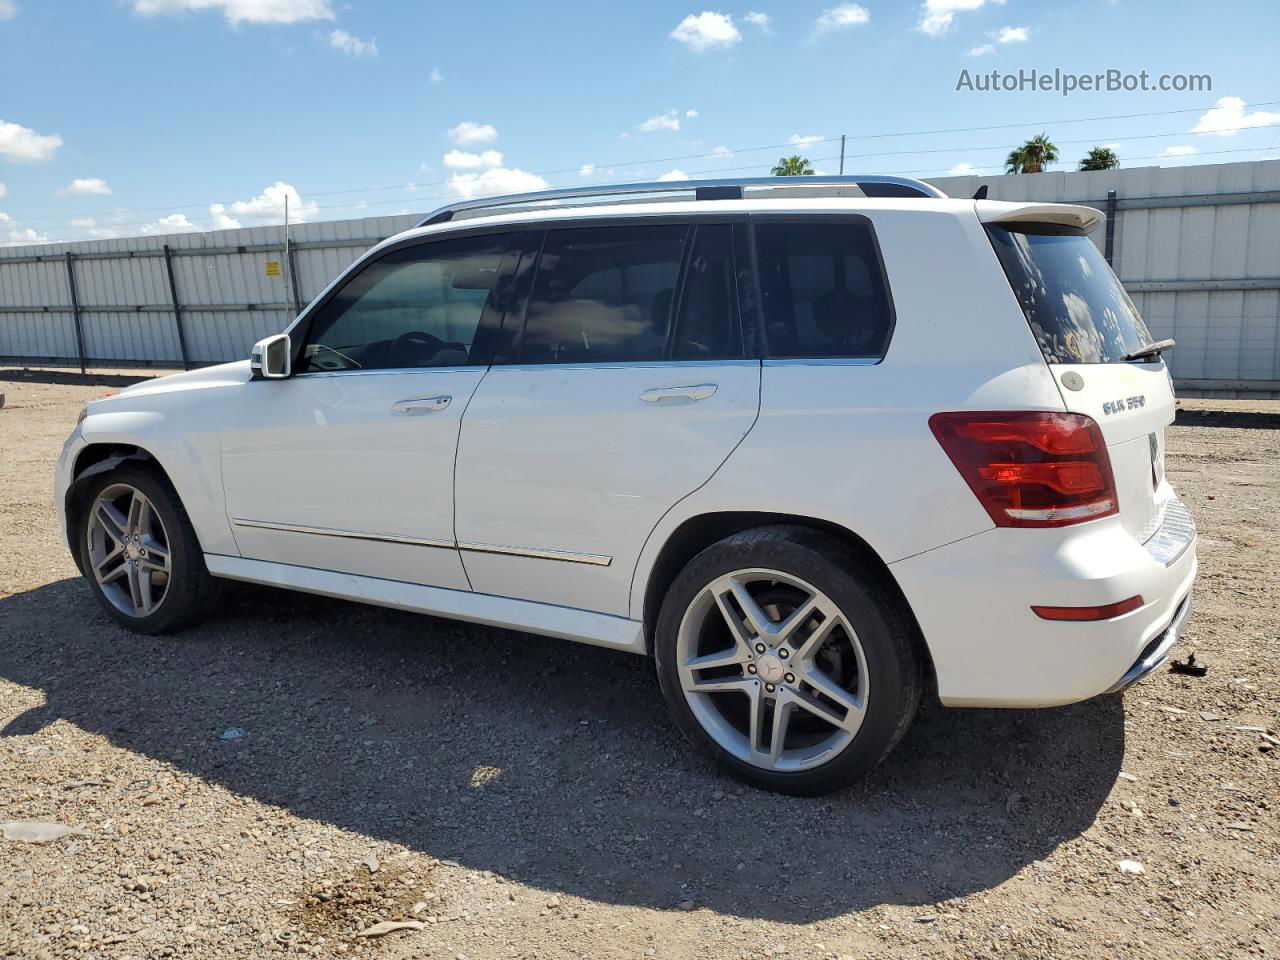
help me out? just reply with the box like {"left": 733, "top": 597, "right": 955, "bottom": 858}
{"left": 415, "top": 175, "right": 947, "bottom": 227}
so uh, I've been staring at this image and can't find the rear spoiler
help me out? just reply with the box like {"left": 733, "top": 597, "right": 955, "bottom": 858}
{"left": 976, "top": 201, "right": 1103, "bottom": 233}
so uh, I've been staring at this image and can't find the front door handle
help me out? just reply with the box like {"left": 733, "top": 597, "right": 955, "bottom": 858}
{"left": 638, "top": 384, "right": 717, "bottom": 404}
{"left": 392, "top": 395, "right": 451, "bottom": 415}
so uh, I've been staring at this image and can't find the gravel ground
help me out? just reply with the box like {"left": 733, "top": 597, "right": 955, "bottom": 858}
{"left": 1, "top": 367, "right": 1277, "bottom": 960}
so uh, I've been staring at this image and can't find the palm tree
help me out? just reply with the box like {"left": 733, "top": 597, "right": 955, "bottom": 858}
{"left": 1004, "top": 133, "right": 1059, "bottom": 174}
{"left": 1078, "top": 146, "right": 1119, "bottom": 171}
{"left": 771, "top": 155, "right": 815, "bottom": 176}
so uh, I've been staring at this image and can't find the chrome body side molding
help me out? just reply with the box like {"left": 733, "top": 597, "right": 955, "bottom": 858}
{"left": 232, "top": 518, "right": 613, "bottom": 566}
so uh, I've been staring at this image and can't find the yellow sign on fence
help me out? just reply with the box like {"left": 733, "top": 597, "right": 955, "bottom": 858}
{"left": 264, "top": 259, "right": 282, "bottom": 277}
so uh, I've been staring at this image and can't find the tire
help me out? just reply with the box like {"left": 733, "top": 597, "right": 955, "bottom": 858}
{"left": 653, "top": 525, "right": 922, "bottom": 795}
{"left": 76, "top": 464, "right": 219, "bottom": 635}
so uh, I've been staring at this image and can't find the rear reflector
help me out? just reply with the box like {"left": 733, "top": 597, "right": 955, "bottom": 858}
{"left": 929, "top": 411, "right": 1118, "bottom": 528}
{"left": 1032, "top": 596, "right": 1145, "bottom": 621}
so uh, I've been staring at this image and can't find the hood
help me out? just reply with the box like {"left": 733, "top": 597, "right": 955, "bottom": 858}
{"left": 111, "top": 360, "right": 253, "bottom": 400}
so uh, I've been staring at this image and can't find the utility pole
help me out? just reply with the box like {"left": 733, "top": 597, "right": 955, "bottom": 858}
{"left": 839, "top": 134, "right": 846, "bottom": 175}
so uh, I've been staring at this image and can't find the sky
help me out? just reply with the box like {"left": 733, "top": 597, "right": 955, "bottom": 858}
{"left": 0, "top": 0, "right": 1277, "bottom": 246}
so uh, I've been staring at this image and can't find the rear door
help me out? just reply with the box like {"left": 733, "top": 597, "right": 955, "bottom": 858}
{"left": 985, "top": 214, "right": 1175, "bottom": 541}
{"left": 453, "top": 219, "right": 761, "bottom": 616}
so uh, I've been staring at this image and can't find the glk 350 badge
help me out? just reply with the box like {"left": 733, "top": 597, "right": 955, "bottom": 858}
{"left": 1102, "top": 395, "right": 1146, "bottom": 415}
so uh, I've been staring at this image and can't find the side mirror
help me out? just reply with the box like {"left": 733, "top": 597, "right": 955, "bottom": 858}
{"left": 250, "top": 334, "right": 291, "bottom": 380}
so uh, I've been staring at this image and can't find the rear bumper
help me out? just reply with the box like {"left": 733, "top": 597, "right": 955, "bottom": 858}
{"left": 890, "top": 494, "right": 1198, "bottom": 707}
{"left": 1103, "top": 590, "right": 1192, "bottom": 694}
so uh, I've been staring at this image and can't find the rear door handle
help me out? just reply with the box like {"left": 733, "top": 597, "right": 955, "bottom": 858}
{"left": 638, "top": 384, "right": 717, "bottom": 404}
{"left": 392, "top": 395, "right": 451, "bottom": 414}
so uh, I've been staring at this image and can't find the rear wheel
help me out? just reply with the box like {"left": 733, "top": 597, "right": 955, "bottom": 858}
{"left": 79, "top": 465, "right": 217, "bottom": 634}
{"left": 654, "top": 526, "right": 922, "bottom": 795}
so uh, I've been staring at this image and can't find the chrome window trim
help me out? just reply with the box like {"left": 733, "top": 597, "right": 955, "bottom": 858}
{"left": 232, "top": 518, "right": 455, "bottom": 550}
{"left": 762, "top": 357, "right": 881, "bottom": 367}
{"left": 488, "top": 359, "right": 760, "bottom": 373}
{"left": 458, "top": 541, "right": 612, "bottom": 567}
{"left": 292, "top": 365, "right": 477, "bottom": 380}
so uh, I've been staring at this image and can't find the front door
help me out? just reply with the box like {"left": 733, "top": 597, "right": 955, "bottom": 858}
{"left": 221, "top": 232, "right": 512, "bottom": 590}
{"left": 454, "top": 220, "right": 762, "bottom": 615}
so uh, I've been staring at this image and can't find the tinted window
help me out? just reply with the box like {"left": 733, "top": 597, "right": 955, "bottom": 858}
{"left": 987, "top": 225, "right": 1153, "bottom": 364}
{"left": 297, "top": 234, "right": 509, "bottom": 373}
{"left": 755, "top": 221, "right": 894, "bottom": 359}
{"left": 673, "top": 224, "right": 742, "bottom": 360}
{"left": 519, "top": 224, "right": 687, "bottom": 364}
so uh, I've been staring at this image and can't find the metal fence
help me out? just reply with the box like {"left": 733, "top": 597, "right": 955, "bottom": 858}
{"left": 930, "top": 159, "right": 1280, "bottom": 397}
{"left": 2, "top": 158, "right": 1279, "bottom": 396}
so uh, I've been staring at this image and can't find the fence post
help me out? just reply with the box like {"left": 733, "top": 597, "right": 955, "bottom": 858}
{"left": 1104, "top": 189, "right": 1118, "bottom": 266}
{"left": 286, "top": 244, "right": 302, "bottom": 315}
{"left": 163, "top": 244, "right": 192, "bottom": 370}
{"left": 63, "top": 252, "right": 87, "bottom": 376}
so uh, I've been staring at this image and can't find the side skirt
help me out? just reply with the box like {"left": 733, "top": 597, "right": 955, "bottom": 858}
{"left": 203, "top": 554, "right": 647, "bottom": 655}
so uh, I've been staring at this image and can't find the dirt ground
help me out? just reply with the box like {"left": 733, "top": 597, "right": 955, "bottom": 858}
{"left": 1, "top": 367, "right": 1276, "bottom": 960}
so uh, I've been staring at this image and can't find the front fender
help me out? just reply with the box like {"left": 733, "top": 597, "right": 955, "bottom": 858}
{"left": 75, "top": 406, "right": 237, "bottom": 558}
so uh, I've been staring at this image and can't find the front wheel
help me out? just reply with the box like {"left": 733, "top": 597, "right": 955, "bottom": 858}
{"left": 78, "top": 465, "right": 218, "bottom": 634}
{"left": 654, "top": 526, "right": 922, "bottom": 795}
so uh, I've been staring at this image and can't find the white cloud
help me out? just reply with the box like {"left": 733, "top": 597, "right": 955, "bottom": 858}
{"left": 658, "top": 169, "right": 690, "bottom": 182}
{"left": 0, "top": 182, "right": 5, "bottom": 199}
{"left": 447, "top": 121, "right": 498, "bottom": 145}
{"left": 442, "top": 149, "right": 504, "bottom": 170}
{"left": 816, "top": 3, "right": 870, "bottom": 30}
{"left": 70, "top": 217, "right": 123, "bottom": 240}
{"left": 328, "top": 29, "right": 376, "bottom": 56}
{"left": 0, "top": 119, "right": 63, "bottom": 163}
{"left": 140, "top": 213, "right": 199, "bottom": 235}
{"left": 686, "top": 108, "right": 699, "bottom": 119}
{"left": 711, "top": 145, "right": 733, "bottom": 157}
{"left": 6, "top": 226, "right": 49, "bottom": 246}
{"left": 579, "top": 163, "right": 596, "bottom": 177}
{"left": 968, "top": 43, "right": 994, "bottom": 56}
{"left": 69, "top": 217, "right": 96, "bottom": 228}
{"left": 1190, "top": 96, "right": 1280, "bottom": 137}
{"left": 446, "top": 167, "right": 550, "bottom": 200}
{"left": 0, "top": 211, "right": 9, "bottom": 222}
{"left": 670, "top": 11, "right": 742, "bottom": 52}
{"left": 639, "top": 110, "right": 681, "bottom": 133}
{"left": 208, "top": 181, "right": 316, "bottom": 231}
{"left": 917, "top": 0, "right": 1003, "bottom": 36}
{"left": 745, "top": 11, "right": 769, "bottom": 30}
{"left": 994, "top": 25, "right": 1028, "bottom": 43}
{"left": 132, "top": 0, "right": 333, "bottom": 24}
{"left": 430, "top": 67, "right": 443, "bottom": 84}
{"left": 947, "top": 162, "right": 978, "bottom": 175}
{"left": 788, "top": 133, "right": 823, "bottom": 145}
{"left": 0, "top": 1, "right": 16, "bottom": 20}
{"left": 1161, "top": 144, "right": 1198, "bottom": 157}
{"left": 59, "top": 177, "right": 112, "bottom": 196}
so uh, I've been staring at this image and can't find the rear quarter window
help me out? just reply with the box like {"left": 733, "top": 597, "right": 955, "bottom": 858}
{"left": 754, "top": 220, "right": 894, "bottom": 360}
{"left": 986, "top": 224, "right": 1154, "bottom": 364}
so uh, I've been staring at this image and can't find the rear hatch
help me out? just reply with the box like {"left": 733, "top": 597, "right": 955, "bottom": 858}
{"left": 981, "top": 202, "right": 1174, "bottom": 541}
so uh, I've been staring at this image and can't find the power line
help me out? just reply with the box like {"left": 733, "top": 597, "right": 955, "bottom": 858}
{"left": 25, "top": 142, "right": 1278, "bottom": 244}
{"left": 11, "top": 96, "right": 1277, "bottom": 227}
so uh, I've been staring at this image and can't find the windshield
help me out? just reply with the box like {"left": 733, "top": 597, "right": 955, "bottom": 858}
{"left": 987, "top": 224, "right": 1154, "bottom": 364}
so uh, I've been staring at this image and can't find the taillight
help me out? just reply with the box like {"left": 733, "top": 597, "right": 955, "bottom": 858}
{"left": 929, "top": 411, "right": 1118, "bottom": 528}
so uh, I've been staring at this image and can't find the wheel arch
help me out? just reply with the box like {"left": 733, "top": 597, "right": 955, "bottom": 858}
{"left": 64, "top": 443, "right": 176, "bottom": 573}
{"left": 635, "top": 510, "right": 937, "bottom": 690}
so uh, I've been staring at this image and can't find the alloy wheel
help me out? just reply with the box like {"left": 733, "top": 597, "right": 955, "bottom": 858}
{"left": 675, "top": 568, "right": 869, "bottom": 772}
{"left": 86, "top": 482, "right": 172, "bottom": 618}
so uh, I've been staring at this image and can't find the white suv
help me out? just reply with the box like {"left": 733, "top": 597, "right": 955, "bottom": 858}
{"left": 55, "top": 176, "right": 1197, "bottom": 794}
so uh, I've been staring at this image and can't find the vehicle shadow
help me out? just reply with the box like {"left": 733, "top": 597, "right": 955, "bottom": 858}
{"left": 0, "top": 368, "right": 178, "bottom": 389}
{"left": 0, "top": 578, "right": 1122, "bottom": 923}
{"left": 1175, "top": 406, "right": 1280, "bottom": 430}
